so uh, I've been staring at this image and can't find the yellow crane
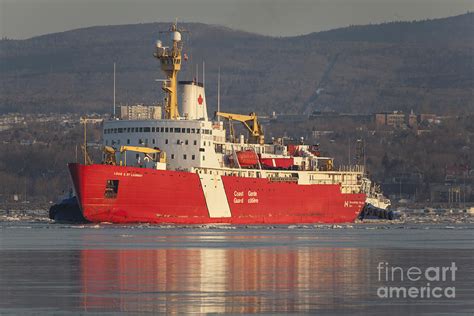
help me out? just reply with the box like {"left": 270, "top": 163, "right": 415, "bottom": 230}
{"left": 103, "top": 146, "right": 117, "bottom": 165}
{"left": 119, "top": 146, "right": 161, "bottom": 155}
{"left": 215, "top": 111, "right": 265, "bottom": 144}
{"left": 103, "top": 146, "right": 166, "bottom": 166}
{"left": 120, "top": 146, "right": 166, "bottom": 166}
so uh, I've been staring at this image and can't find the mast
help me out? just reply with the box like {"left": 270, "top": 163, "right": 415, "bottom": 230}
{"left": 154, "top": 22, "right": 183, "bottom": 120}
{"left": 217, "top": 67, "right": 221, "bottom": 122}
{"left": 113, "top": 62, "right": 116, "bottom": 118}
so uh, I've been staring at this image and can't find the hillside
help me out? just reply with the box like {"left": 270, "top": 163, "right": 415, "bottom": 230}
{"left": 0, "top": 13, "right": 473, "bottom": 116}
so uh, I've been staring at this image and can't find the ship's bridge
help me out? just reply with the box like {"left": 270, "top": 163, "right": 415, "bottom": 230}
{"left": 103, "top": 118, "right": 226, "bottom": 171}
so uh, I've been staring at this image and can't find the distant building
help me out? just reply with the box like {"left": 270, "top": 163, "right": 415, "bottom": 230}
{"left": 375, "top": 111, "right": 405, "bottom": 128}
{"left": 408, "top": 110, "right": 418, "bottom": 129}
{"left": 419, "top": 114, "right": 437, "bottom": 123}
{"left": 375, "top": 111, "right": 437, "bottom": 129}
{"left": 120, "top": 104, "right": 162, "bottom": 120}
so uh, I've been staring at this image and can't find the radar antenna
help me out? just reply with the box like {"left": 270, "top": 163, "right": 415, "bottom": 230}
{"left": 154, "top": 21, "right": 188, "bottom": 119}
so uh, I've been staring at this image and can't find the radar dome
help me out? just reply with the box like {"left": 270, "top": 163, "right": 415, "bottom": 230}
{"left": 172, "top": 31, "right": 181, "bottom": 42}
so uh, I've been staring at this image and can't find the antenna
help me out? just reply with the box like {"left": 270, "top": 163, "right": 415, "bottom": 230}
{"left": 217, "top": 66, "right": 221, "bottom": 122}
{"left": 202, "top": 60, "right": 205, "bottom": 88}
{"left": 113, "top": 62, "right": 116, "bottom": 118}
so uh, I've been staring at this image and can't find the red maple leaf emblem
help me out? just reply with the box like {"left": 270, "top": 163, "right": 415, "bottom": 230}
{"left": 197, "top": 94, "right": 203, "bottom": 105}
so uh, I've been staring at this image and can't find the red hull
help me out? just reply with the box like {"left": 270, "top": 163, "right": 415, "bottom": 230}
{"left": 69, "top": 163, "right": 366, "bottom": 224}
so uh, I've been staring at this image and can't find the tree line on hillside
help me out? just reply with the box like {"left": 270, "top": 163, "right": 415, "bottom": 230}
{"left": 0, "top": 14, "right": 473, "bottom": 116}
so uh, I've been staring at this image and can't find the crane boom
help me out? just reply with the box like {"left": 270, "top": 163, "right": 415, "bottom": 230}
{"left": 119, "top": 146, "right": 161, "bottom": 154}
{"left": 119, "top": 146, "right": 167, "bottom": 164}
{"left": 215, "top": 111, "right": 264, "bottom": 144}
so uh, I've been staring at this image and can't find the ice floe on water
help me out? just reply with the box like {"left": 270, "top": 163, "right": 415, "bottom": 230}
{"left": 0, "top": 209, "right": 472, "bottom": 231}
{"left": 0, "top": 209, "right": 52, "bottom": 223}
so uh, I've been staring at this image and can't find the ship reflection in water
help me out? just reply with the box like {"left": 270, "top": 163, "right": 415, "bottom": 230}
{"left": 81, "top": 246, "right": 367, "bottom": 313}
{"left": 1, "top": 224, "right": 473, "bottom": 314}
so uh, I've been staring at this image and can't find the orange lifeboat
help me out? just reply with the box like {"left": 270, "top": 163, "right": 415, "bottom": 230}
{"left": 236, "top": 150, "right": 259, "bottom": 167}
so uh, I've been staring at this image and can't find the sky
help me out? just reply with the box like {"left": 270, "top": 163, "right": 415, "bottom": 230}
{"left": 0, "top": 0, "right": 473, "bottom": 39}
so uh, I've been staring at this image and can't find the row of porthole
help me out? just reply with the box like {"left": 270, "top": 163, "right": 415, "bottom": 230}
{"left": 104, "top": 127, "right": 212, "bottom": 135}
{"left": 169, "top": 154, "right": 197, "bottom": 161}
{"left": 105, "top": 139, "right": 201, "bottom": 146}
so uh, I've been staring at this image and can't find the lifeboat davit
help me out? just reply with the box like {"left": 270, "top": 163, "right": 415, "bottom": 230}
{"left": 236, "top": 150, "right": 259, "bottom": 167}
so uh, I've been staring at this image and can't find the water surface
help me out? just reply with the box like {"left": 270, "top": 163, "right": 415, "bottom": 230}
{"left": 1, "top": 215, "right": 473, "bottom": 314}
